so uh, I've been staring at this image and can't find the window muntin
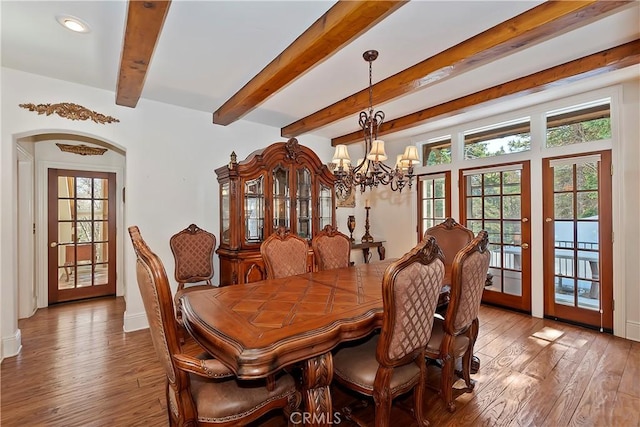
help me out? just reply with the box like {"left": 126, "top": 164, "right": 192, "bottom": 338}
{"left": 546, "top": 99, "right": 611, "bottom": 148}
{"left": 464, "top": 118, "right": 531, "bottom": 160}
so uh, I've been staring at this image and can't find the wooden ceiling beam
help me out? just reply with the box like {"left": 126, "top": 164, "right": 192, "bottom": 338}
{"left": 283, "top": 0, "right": 633, "bottom": 138}
{"left": 116, "top": 1, "right": 171, "bottom": 108}
{"left": 212, "top": 1, "right": 407, "bottom": 126}
{"left": 331, "top": 40, "right": 640, "bottom": 146}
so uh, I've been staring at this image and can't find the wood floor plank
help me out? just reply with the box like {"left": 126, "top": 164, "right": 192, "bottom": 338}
{"left": 2, "top": 297, "right": 639, "bottom": 427}
{"left": 618, "top": 340, "right": 640, "bottom": 398}
{"left": 609, "top": 392, "right": 640, "bottom": 427}
{"left": 510, "top": 354, "right": 585, "bottom": 426}
{"left": 542, "top": 333, "right": 611, "bottom": 426}
{"left": 520, "top": 341, "right": 569, "bottom": 381}
{"left": 568, "top": 337, "right": 631, "bottom": 426}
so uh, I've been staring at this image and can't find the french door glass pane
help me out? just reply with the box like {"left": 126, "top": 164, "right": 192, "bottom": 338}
{"left": 76, "top": 178, "right": 92, "bottom": 198}
{"left": 465, "top": 169, "right": 523, "bottom": 297}
{"left": 552, "top": 159, "right": 600, "bottom": 311}
{"left": 56, "top": 175, "right": 110, "bottom": 290}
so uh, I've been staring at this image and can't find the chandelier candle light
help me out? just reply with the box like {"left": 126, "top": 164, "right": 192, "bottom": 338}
{"left": 332, "top": 50, "right": 420, "bottom": 199}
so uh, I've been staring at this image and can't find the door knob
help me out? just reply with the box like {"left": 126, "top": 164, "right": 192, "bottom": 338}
{"left": 521, "top": 243, "right": 529, "bottom": 249}
{"left": 545, "top": 218, "right": 553, "bottom": 222}
{"left": 522, "top": 218, "right": 529, "bottom": 223}
{"left": 50, "top": 242, "right": 58, "bottom": 247}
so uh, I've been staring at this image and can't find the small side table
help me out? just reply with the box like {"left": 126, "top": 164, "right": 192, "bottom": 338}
{"left": 351, "top": 241, "right": 385, "bottom": 264}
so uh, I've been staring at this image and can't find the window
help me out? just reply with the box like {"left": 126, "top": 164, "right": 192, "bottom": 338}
{"left": 464, "top": 118, "right": 531, "bottom": 160}
{"left": 418, "top": 172, "right": 450, "bottom": 238}
{"left": 422, "top": 136, "right": 451, "bottom": 166}
{"left": 546, "top": 99, "right": 611, "bottom": 148}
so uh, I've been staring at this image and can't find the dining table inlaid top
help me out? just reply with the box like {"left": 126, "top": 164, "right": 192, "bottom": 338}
{"left": 180, "top": 260, "right": 393, "bottom": 378}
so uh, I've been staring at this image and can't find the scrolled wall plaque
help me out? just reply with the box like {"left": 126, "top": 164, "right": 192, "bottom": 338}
{"left": 19, "top": 102, "right": 120, "bottom": 124}
{"left": 56, "top": 143, "right": 108, "bottom": 156}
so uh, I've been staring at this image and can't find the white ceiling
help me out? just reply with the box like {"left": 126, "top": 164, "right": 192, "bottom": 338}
{"left": 2, "top": 1, "right": 639, "bottom": 143}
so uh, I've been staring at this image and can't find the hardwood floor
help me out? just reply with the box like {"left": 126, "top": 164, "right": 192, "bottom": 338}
{"left": 1, "top": 297, "right": 638, "bottom": 426}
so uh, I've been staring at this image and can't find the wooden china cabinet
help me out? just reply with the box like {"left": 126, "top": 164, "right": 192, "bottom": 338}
{"left": 215, "top": 138, "right": 336, "bottom": 285}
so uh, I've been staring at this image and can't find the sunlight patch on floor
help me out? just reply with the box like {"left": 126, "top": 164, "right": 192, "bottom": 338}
{"left": 531, "top": 326, "right": 564, "bottom": 342}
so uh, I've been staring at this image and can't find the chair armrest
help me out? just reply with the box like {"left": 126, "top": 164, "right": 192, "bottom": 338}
{"left": 173, "top": 353, "right": 235, "bottom": 379}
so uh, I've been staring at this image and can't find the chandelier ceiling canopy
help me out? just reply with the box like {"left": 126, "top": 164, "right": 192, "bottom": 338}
{"left": 331, "top": 50, "right": 419, "bottom": 198}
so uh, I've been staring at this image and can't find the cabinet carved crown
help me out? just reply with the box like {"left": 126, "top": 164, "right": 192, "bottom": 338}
{"left": 215, "top": 138, "right": 336, "bottom": 285}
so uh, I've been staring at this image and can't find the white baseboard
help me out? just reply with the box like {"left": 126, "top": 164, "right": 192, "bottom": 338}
{"left": 123, "top": 310, "right": 149, "bottom": 332}
{"left": 2, "top": 328, "right": 22, "bottom": 359}
{"left": 626, "top": 320, "right": 640, "bottom": 342}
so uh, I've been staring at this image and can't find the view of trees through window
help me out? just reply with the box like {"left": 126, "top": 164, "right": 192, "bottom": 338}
{"left": 423, "top": 138, "right": 451, "bottom": 166}
{"left": 422, "top": 100, "right": 611, "bottom": 165}
{"left": 464, "top": 119, "right": 531, "bottom": 160}
{"left": 74, "top": 177, "right": 107, "bottom": 245}
{"left": 546, "top": 100, "right": 611, "bottom": 147}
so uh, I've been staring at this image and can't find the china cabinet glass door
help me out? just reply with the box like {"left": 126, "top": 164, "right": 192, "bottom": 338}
{"left": 244, "top": 176, "right": 264, "bottom": 243}
{"left": 319, "top": 183, "right": 332, "bottom": 231}
{"left": 221, "top": 183, "right": 230, "bottom": 244}
{"left": 273, "top": 165, "right": 290, "bottom": 230}
{"left": 297, "top": 168, "right": 312, "bottom": 239}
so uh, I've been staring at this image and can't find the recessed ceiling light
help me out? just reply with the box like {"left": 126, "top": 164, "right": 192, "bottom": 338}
{"left": 56, "top": 15, "right": 91, "bottom": 33}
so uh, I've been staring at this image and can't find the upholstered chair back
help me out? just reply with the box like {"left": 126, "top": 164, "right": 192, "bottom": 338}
{"left": 129, "top": 226, "right": 187, "bottom": 398}
{"left": 169, "top": 224, "right": 216, "bottom": 290}
{"left": 425, "top": 217, "right": 474, "bottom": 284}
{"left": 377, "top": 236, "right": 445, "bottom": 366}
{"left": 448, "top": 231, "right": 491, "bottom": 333}
{"left": 311, "top": 225, "right": 351, "bottom": 271}
{"left": 261, "top": 226, "right": 309, "bottom": 279}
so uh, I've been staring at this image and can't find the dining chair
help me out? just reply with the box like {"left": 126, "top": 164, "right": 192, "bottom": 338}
{"left": 311, "top": 224, "right": 351, "bottom": 270}
{"left": 169, "top": 224, "right": 216, "bottom": 326}
{"left": 425, "top": 230, "right": 491, "bottom": 413}
{"left": 261, "top": 226, "right": 309, "bottom": 279}
{"left": 129, "top": 226, "right": 300, "bottom": 427}
{"left": 425, "top": 217, "right": 489, "bottom": 374}
{"left": 332, "top": 236, "right": 445, "bottom": 427}
{"left": 424, "top": 217, "right": 474, "bottom": 287}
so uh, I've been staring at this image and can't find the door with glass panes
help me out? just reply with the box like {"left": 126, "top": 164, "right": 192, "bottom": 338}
{"left": 460, "top": 162, "right": 531, "bottom": 312}
{"left": 47, "top": 169, "right": 116, "bottom": 304}
{"left": 542, "top": 151, "right": 612, "bottom": 331}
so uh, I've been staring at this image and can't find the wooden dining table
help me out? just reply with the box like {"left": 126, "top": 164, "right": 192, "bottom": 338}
{"left": 180, "top": 259, "right": 449, "bottom": 427}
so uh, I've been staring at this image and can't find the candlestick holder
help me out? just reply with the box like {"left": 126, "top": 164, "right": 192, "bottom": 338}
{"left": 361, "top": 207, "right": 373, "bottom": 242}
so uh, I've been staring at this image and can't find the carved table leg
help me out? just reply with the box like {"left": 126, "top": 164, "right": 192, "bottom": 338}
{"left": 301, "top": 352, "right": 334, "bottom": 427}
{"left": 361, "top": 248, "right": 371, "bottom": 264}
{"left": 377, "top": 244, "right": 385, "bottom": 261}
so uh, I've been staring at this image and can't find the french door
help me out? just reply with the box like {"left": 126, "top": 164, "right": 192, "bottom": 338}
{"left": 460, "top": 161, "right": 531, "bottom": 312}
{"left": 47, "top": 169, "right": 116, "bottom": 304}
{"left": 542, "top": 151, "right": 613, "bottom": 331}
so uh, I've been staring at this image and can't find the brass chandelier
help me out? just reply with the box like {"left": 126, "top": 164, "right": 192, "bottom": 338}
{"left": 331, "top": 50, "right": 419, "bottom": 199}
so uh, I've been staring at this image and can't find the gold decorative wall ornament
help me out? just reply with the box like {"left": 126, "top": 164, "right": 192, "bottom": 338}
{"left": 56, "top": 143, "right": 108, "bottom": 156}
{"left": 19, "top": 102, "right": 120, "bottom": 124}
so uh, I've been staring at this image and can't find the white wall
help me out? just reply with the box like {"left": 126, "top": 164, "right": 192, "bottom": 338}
{"left": 0, "top": 68, "right": 333, "bottom": 359}
{"left": 620, "top": 79, "right": 640, "bottom": 340}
